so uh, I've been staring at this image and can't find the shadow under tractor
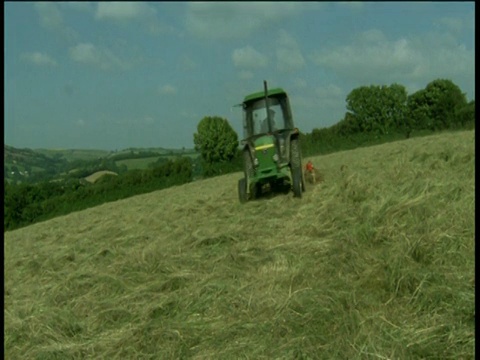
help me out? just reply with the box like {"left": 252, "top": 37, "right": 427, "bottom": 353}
{"left": 237, "top": 81, "right": 305, "bottom": 203}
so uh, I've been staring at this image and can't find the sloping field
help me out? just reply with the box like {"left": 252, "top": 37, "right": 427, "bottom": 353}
{"left": 35, "top": 149, "right": 111, "bottom": 162}
{"left": 115, "top": 153, "right": 200, "bottom": 171}
{"left": 4, "top": 131, "right": 475, "bottom": 359}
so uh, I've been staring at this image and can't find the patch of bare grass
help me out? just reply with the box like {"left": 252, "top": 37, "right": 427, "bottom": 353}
{"left": 84, "top": 170, "right": 118, "bottom": 183}
{"left": 5, "top": 130, "right": 474, "bottom": 359}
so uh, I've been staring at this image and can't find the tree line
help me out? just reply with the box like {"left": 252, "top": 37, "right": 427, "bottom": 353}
{"left": 192, "top": 78, "right": 474, "bottom": 168}
{"left": 300, "top": 79, "right": 474, "bottom": 157}
{"left": 4, "top": 157, "right": 193, "bottom": 232}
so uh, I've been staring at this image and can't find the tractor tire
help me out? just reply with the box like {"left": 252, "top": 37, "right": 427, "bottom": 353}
{"left": 238, "top": 178, "right": 247, "bottom": 203}
{"left": 243, "top": 150, "right": 257, "bottom": 199}
{"left": 292, "top": 168, "right": 303, "bottom": 198}
{"left": 290, "top": 138, "right": 303, "bottom": 198}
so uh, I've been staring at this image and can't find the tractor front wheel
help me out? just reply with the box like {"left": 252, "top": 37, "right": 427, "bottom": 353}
{"left": 238, "top": 178, "right": 248, "bottom": 203}
{"left": 244, "top": 150, "right": 258, "bottom": 199}
{"left": 292, "top": 168, "right": 303, "bottom": 197}
{"left": 290, "top": 138, "right": 303, "bottom": 198}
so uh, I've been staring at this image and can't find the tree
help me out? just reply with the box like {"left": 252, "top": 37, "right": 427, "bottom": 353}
{"left": 193, "top": 116, "right": 239, "bottom": 164}
{"left": 427, "top": 79, "right": 467, "bottom": 129}
{"left": 407, "top": 89, "right": 432, "bottom": 131}
{"left": 407, "top": 79, "right": 468, "bottom": 131}
{"left": 345, "top": 84, "right": 408, "bottom": 136}
{"left": 455, "top": 100, "right": 475, "bottom": 129}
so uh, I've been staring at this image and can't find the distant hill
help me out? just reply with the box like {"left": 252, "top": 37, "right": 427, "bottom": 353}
{"left": 4, "top": 144, "right": 198, "bottom": 183}
{"left": 34, "top": 148, "right": 111, "bottom": 162}
{"left": 4, "top": 144, "right": 68, "bottom": 182}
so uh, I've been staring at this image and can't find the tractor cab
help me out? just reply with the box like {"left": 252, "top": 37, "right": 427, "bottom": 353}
{"left": 242, "top": 91, "right": 294, "bottom": 138}
{"left": 241, "top": 87, "right": 295, "bottom": 165}
{"left": 237, "top": 81, "right": 305, "bottom": 203}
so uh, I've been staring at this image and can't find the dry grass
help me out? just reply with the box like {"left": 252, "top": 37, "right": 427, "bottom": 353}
{"left": 84, "top": 170, "right": 118, "bottom": 184}
{"left": 4, "top": 130, "right": 475, "bottom": 359}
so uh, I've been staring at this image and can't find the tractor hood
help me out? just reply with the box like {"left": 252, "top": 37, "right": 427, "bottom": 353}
{"left": 252, "top": 135, "right": 278, "bottom": 174}
{"left": 254, "top": 135, "right": 275, "bottom": 152}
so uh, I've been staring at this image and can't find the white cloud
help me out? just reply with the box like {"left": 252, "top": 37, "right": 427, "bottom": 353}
{"left": 95, "top": 2, "right": 156, "bottom": 21}
{"left": 232, "top": 46, "right": 268, "bottom": 68}
{"left": 34, "top": 2, "right": 78, "bottom": 42}
{"left": 315, "top": 84, "right": 347, "bottom": 116}
{"left": 21, "top": 52, "right": 57, "bottom": 67}
{"left": 34, "top": 2, "right": 63, "bottom": 29}
{"left": 60, "top": 2, "right": 94, "bottom": 12}
{"left": 186, "top": 2, "right": 321, "bottom": 39}
{"left": 358, "top": 29, "right": 386, "bottom": 43}
{"left": 75, "top": 119, "right": 86, "bottom": 127}
{"left": 180, "top": 110, "right": 198, "bottom": 119}
{"left": 238, "top": 70, "right": 254, "bottom": 80}
{"left": 436, "top": 16, "right": 465, "bottom": 35}
{"left": 158, "top": 84, "right": 177, "bottom": 95}
{"left": 179, "top": 55, "right": 197, "bottom": 71}
{"left": 309, "top": 28, "right": 474, "bottom": 90}
{"left": 315, "top": 84, "right": 344, "bottom": 98}
{"left": 146, "top": 21, "right": 175, "bottom": 36}
{"left": 276, "top": 48, "right": 305, "bottom": 72}
{"left": 276, "top": 30, "right": 305, "bottom": 72}
{"left": 290, "top": 84, "right": 348, "bottom": 126}
{"left": 94, "top": 3, "right": 173, "bottom": 37}
{"left": 293, "top": 78, "right": 307, "bottom": 88}
{"left": 69, "top": 43, "right": 129, "bottom": 71}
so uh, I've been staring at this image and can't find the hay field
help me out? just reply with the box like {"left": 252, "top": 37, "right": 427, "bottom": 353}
{"left": 35, "top": 149, "right": 111, "bottom": 162}
{"left": 4, "top": 131, "right": 475, "bottom": 359}
{"left": 84, "top": 170, "right": 118, "bottom": 184}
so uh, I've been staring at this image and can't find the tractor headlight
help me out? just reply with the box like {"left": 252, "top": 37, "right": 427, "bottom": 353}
{"left": 254, "top": 158, "right": 259, "bottom": 166}
{"left": 273, "top": 154, "right": 279, "bottom": 162}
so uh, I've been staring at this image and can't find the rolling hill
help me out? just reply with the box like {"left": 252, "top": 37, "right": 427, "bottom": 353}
{"left": 4, "top": 144, "right": 199, "bottom": 184}
{"left": 4, "top": 131, "right": 475, "bottom": 359}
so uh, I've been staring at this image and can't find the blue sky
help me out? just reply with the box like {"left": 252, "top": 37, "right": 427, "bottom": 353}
{"left": 4, "top": 2, "right": 475, "bottom": 150}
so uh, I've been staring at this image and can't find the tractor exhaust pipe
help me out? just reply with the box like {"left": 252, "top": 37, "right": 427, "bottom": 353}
{"left": 264, "top": 80, "right": 272, "bottom": 132}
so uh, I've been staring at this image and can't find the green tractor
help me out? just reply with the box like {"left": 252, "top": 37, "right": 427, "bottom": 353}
{"left": 238, "top": 81, "right": 305, "bottom": 203}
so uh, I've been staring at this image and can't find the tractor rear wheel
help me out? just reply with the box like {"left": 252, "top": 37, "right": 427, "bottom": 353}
{"left": 290, "top": 138, "right": 303, "bottom": 198}
{"left": 238, "top": 178, "right": 247, "bottom": 203}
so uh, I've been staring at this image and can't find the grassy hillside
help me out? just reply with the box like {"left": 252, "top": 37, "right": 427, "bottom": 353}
{"left": 35, "top": 149, "right": 111, "bottom": 162}
{"left": 4, "top": 145, "right": 68, "bottom": 181}
{"left": 4, "top": 131, "right": 474, "bottom": 359}
{"left": 5, "top": 144, "right": 199, "bottom": 184}
{"left": 115, "top": 153, "right": 199, "bottom": 171}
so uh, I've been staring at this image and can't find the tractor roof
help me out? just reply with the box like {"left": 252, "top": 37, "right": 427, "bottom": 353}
{"left": 243, "top": 87, "right": 287, "bottom": 103}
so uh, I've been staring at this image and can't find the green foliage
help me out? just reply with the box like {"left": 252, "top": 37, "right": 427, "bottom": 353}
{"left": 148, "top": 156, "right": 170, "bottom": 169}
{"left": 345, "top": 83, "right": 408, "bottom": 136}
{"left": 200, "top": 150, "right": 243, "bottom": 178}
{"left": 407, "top": 79, "right": 468, "bottom": 131}
{"left": 455, "top": 100, "right": 475, "bottom": 129}
{"left": 4, "top": 157, "right": 194, "bottom": 232}
{"left": 4, "top": 145, "right": 70, "bottom": 184}
{"left": 109, "top": 150, "right": 163, "bottom": 162}
{"left": 300, "top": 78, "right": 473, "bottom": 157}
{"left": 193, "top": 116, "right": 239, "bottom": 164}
